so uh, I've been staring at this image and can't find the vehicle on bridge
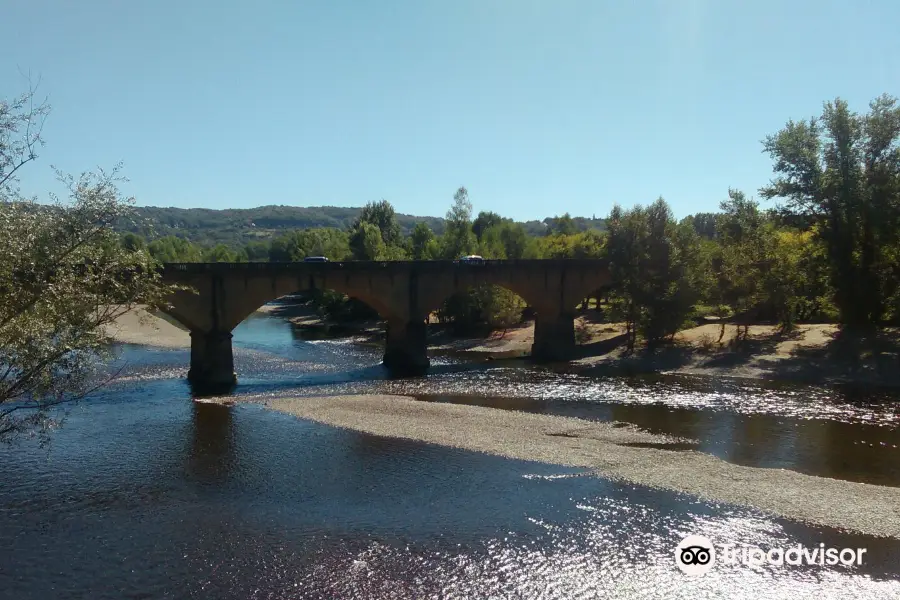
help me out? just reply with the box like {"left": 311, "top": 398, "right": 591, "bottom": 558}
{"left": 303, "top": 256, "right": 330, "bottom": 263}
{"left": 456, "top": 255, "right": 485, "bottom": 264}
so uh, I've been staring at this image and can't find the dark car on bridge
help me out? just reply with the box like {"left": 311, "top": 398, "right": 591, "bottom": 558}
{"left": 303, "top": 256, "right": 329, "bottom": 263}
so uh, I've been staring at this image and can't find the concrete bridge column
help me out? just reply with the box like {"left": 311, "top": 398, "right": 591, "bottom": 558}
{"left": 531, "top": 311, "right": 576, "bottom": 362}
{"left": 383, "top": 318, "right": 429, "bottom": 376}
{"left": 188, "top": 330, "right": 237, "bottom": 392}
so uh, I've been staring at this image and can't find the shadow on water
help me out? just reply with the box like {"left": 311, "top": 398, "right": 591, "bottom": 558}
{"left": 187, "top": 402, "right": 238, "bottom": 486}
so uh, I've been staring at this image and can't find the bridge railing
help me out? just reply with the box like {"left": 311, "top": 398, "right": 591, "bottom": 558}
{"left": 161, "top": 259, "right": 609, "bottom": 274}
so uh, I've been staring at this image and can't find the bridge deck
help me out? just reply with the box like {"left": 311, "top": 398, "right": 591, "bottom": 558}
{"left": 162, "top": 259, "right": 608, "bottom": 273}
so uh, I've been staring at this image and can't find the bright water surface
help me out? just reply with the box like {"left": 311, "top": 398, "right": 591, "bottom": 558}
{"left": 1, "top": 312, "right": 899, "bottom": 599}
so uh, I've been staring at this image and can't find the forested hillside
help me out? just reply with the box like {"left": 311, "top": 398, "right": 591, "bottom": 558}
{"left": 119, "top": 204, "right": 606, "bottom": 247}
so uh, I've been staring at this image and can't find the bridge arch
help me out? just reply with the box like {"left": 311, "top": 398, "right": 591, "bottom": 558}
{"left": 159, "top": 271, "right": 402, "bottom": 335}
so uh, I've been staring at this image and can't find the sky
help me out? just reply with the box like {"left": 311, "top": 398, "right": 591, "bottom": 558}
{"left": 1, "top": 1, "right": 898, "bottom": 221}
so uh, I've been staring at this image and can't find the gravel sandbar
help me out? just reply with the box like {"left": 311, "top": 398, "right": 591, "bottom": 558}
{"left": 269, "top": 394, "right": 900, "bottom": 539}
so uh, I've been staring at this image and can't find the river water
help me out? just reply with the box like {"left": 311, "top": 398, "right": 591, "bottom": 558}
{"left": 1, "top": 312, "right": 899, "bottom": 599}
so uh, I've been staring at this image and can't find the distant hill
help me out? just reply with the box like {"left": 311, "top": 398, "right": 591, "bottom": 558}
{"left": 119, "top": 205, "right": 605, "bottom": 247}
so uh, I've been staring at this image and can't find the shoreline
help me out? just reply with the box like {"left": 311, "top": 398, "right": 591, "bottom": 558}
{"left": 103, "top": 309, "right": 900, "bottom": 537}
{"left": 107, "top": 305, "right": 900, "bottom": 388}
{"left": 267, "top": 394, "right": 900, "bottom": 539}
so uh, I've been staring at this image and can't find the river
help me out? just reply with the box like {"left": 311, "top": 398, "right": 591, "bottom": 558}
{"left": 1, "top": 312, "right": 899, "bottom": 599}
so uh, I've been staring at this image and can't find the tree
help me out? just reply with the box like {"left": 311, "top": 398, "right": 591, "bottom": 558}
{"left": 476, "top": 224, "right": 507, "bottom": 259}
{"left": 147, "top": 236, "right": 203, "bottom": 262}
{"left": 497, "top": 221, "right": 534, "bottom": 259}
{"left": 349, "top": 221, "right": 386, "bottom": 260}
{"left": 685, "top": 212, "right": 719, "bottom": 239}
{"left": 761, "top": 95, "right": 900, "bottom": 328}
{"left": 408, "top": 222, "right": 438, "bottom": 259}
{"left": 710, "top": 189, "right": 774, "bottom": 341}
{"left": 547, "top": 213, "right": 577, "bottom": 236}
{"left": 472, "top": 211, "right": 503, "bottom": 241}
{"left": 441, "top": 186, "right": 475, "bottom": 259}
{"left": 476, "top": 285, "right": 526, "bottom": 330}
{"left": 121, "top": 232, "right": 146, "bottom": 252}
{"left": 353, "top": 200, "right": 402, "bottom": 247}
{"left": 202, "top": 243, "right": 242, "bottom": 262}
{"left": 243, "top": 240, "right": 270, "bottom": 262}
{"left": 269, "top": 228, "right": 350, "bottom": 262}
{"left": 605, "top": 199, "right": 701, "bottom": 349}
{"left": 0, "top": 85, "right": 175, "bottom": 438}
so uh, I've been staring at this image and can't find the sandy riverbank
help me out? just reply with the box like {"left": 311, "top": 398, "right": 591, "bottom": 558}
{"left": 268, "top": 394, "right": 900, "bottom": 538}
{"left": 104, "top": 306, "right": 190, "bottom": 348}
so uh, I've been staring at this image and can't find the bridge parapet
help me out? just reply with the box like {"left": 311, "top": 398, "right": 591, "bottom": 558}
{"left": 161, "top": 258, "right": 608, "bottom": 274}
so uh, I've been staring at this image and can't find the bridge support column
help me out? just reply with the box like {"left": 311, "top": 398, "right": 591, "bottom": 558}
{"left": 188, "top": 330, "right": 237, "bottom": 392}
{"left": 531, "top": 312, "right": 576, "bottom": 362}
{"left": 383, "top": 318, "right": 429, "bottom": 376}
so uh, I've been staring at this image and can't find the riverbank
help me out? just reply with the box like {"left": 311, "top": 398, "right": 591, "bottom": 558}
{"left": 106, "top": 305, "right": 900, "bottom": 387}
{"left": 268, "top": 394, "right": 900, "bottom": 538}
{"left": 104, "top": 306, "right": 190, "bottom": 348}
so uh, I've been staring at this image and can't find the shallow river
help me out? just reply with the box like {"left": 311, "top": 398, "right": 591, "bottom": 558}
{"left": 1, "top": 313, "right": 899, "bottom": 599}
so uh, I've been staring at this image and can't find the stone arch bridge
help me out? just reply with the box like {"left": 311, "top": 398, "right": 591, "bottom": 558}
{"left": 160, "top": 259, "right": 610, "bottom": 389}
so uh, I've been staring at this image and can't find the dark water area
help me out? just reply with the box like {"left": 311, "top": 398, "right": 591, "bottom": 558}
{"left": 1, "top": 312, "right": 899, "bottom": 598}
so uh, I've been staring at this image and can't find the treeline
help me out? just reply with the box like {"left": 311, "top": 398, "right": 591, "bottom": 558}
{"left": 127, "top": 200, "right": 606, "bottom": 265}
{"left": 604, "top": 95, "right": 900, "bottom": 348}
{"left": 124, "top": 95, "right": 900, "bottom": 343}
{"left": 119, "top": 204, "right": 605, "bottom": 248}
{"left": 125, "top": 192, "right": 605, "bottom": 329}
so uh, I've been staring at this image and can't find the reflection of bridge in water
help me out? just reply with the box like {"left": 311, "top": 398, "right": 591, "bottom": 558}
{"left": 160, "top": 259, "right": 611, "bottom": 390}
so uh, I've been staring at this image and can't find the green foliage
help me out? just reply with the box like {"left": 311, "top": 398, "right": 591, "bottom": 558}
{"left": 684, "top": 212, "right": 719, "bottom": 239}
{"left": 119, "top": 204, "right": 446, "bottom": 248}
{"left": 243, "top": 241, "right": 270, "bottom": 262}
{"left": 310, "top": 290, "right": 379, "bottom": 322}
{"left": 121, "top": 232, "right": 145, "bottom": 252}
{"left": 408, "top": 222, "right": 439, "bottom": 259}
{"left": 147, "top": 236, "right": 203, "bottom": 263}
{"left": 349, "top": 221, "right": 386, "bottom": 260}
{"left": 476, "top": 224, "right": 507, "bottom": 259}
{"left": 353, "top": 200, "right": 403, "bottom": 247}
{"left": 710, "top": 190, "right": 773, "bottom": 323}
{"left": 496, "top": 221, "right": 536, "bottom": 259}
{"left": 269, "top": 228, "right": 350, "bottom": 262}
{"left": 202, "top": 243, "right": 244, "bottom": 262}
{"left": 436, "top": 285, "right": 526, "bottom": 332}
{"left": 435, "top": 189, "right": 528, "bottom": 329}
{"left": 441, "top": 187, "right": 476, "bottom": 259}
{"left": 536, "top": 229, "right": 605, "bottom": 259}
{"left": 761, "top": 94, "right": 900, "bottom": 327}
{"left": 1, "top": 84, "right": 176, "bottom": 438}
{"left": 349, "top": 199, "right": 407, "bottom": 260}
{"left": 605, "top": 199, "right": 702, "bottom": 349}
{"left": 547, "top": 213, "right": 578, "bottom": 235}
{"left": 472, "top": 211, "right": 504, "bottom": 241}
{"left": 476, "top": 285, "right": 526, "bottom": 329}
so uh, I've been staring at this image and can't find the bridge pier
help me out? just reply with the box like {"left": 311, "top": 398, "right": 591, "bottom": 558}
{"left": 531, "top": 312, "right": 576, "bottom": 362}
{"left": 383, "top": 318, "right": 429, "bottom": 376}
{"left": 188, "top": 330, "right": 237, "bottom": 392}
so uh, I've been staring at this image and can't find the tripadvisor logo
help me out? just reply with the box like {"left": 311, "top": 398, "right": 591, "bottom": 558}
{"left": 675, "top": 535, "right": 868, "bottom": 576}
{"left": 676, "top": 535, "right": 716, "bottom": 576}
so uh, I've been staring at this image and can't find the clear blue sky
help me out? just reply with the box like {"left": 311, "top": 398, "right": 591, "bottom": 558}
{"left": 2, "top": 1, "right": 898, "bottom": 221}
